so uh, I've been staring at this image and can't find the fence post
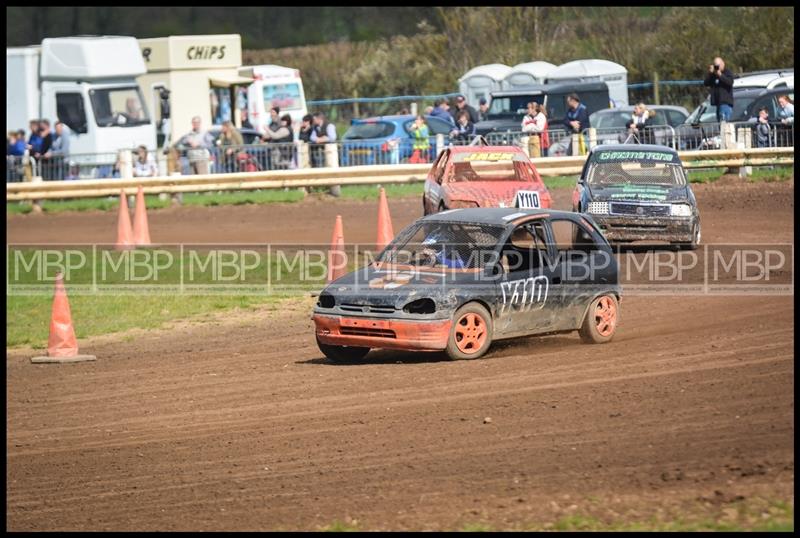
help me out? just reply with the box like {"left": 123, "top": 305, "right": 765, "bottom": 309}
{"left": 737, "top": 126, "right": 752, "bottom": 177}
{"left": 653, "top": 72, "right": 660, "bottom": 105}
{"left": 353, "top": 89, "right": 360, "bottom": 119}
{"left": 119, "top": 149, "right": 133, "bottom": 179}
{"left": 325, "top": 143, "right": 341, "bottom": 197}
{"left": 22, "top": 149, "right": 33, "bottom": 182}
{"left": 410, "top": 102, "right": 418, "bottom": 116}
{"left": 436, "top": 134, "right": 445, "bottom": 156}
{"left": 156, "top": 150, "right": 168, "bottom": 177}
{"left": 571, "top": 133, "right": 581, "bottom": 156}
{"left": 588, "top": 128, "right": 597, "bottom": 150}
{"left": 297, "top": 140, "right": 310, "bottom": 169}
{"left": 520, "top": 135, "right": 530, "bottom": 157}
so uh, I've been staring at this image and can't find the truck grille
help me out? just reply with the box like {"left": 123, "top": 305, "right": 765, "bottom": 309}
{"left": 610, "top": 203, "right": 670, "bottom": 217}
{"left": 340, "top": 303, "right": 396, "bottom": 314}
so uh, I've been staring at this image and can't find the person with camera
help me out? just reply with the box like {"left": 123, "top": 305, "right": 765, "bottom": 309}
{"left": 703, "top": 57, "right": 734, "bottom": 123}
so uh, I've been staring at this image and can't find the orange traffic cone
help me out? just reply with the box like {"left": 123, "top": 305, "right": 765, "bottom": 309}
{"left": 327, "top": 215, "right": 347, "bottom": 283}
{"left": 376, "top": 187, "right": 394, "bottom": 250}
{"left": 132, "top": 185, "right": 152, "bottom": 246}
{"left": 115, "top": 190, "right": 134, "bottom": 250}
{"left": 31, "top": 273, "right": 96, "bottom": 363}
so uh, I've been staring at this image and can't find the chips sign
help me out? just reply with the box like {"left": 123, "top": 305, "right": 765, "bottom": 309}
{"left": 596, "top": 150, "right": 677, "bottom": 162}
{"left": 461, "top": 152, "right": 516, "bottom": 162}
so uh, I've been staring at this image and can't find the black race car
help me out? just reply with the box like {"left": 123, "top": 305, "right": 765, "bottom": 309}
{"left": 572, "top": 144, "right": 701, "bottom": 249}
{"left": 313, "top": 208, "right": 621, "bottom": 362}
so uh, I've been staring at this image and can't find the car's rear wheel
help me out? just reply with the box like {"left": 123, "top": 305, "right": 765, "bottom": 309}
{"left": 579, "top": 294, "right": 619, "bottom": 344}
{"left": 316, "top": 336, "right": 370, "bottom": 363}
{"left": 446, "top": 303, "right": 493, "bottom": 360}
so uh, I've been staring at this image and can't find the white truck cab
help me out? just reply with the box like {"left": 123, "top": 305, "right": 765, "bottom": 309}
{"left": 6, "top": 36, "right": 156, "bottom": 158}
{"left": 238, "top": 64, "right": 308, "bottom": 135}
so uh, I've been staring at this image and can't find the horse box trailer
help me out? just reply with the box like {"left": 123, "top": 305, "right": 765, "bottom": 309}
{"left": 6, "top": 36, "right": 156, "bottom": 156}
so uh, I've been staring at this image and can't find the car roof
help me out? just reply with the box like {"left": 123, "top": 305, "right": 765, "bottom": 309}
{"left": 422, "top": 207, "right": 575, "bottom": 226}
{"left": 446, "top": 145, "right": 525, "bottom": 154}
{"left": 592, "top": 105, "right": 688, "bottom": 114}
{"left": 588, "top": 143, "right": 679, "bottom": 155}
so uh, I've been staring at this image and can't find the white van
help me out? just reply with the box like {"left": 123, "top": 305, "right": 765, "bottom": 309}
{"left": 7, "top": 36, "right": 156, "bottom": 158}
{"left": 238, "top": 65, "right": 308, "bottom": 134}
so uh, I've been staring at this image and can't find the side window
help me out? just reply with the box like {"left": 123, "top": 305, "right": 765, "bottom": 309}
{"left": 427, "top": 117, "right": 453, "bottom": 136}
{"left": 650, "top": 110, "right": 668, "bottom": 126}
{"left": 56, "top": 93, "right": 87, "bottom": 134}
{"left": 666, "top": 110, "right": 686, "bottom": 127}
{"left": 502, "top": 221, "right": 549, "bottom": 274}
{"left": 550, "top": 218, "right": 599, "bottom": 256}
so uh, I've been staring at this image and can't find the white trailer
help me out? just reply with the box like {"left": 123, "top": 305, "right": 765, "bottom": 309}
{"left": 6, "top": 36, "right": 157, "bottom": 158}
{"left": 238, "top": 64, "right": 308, "bottom": 134}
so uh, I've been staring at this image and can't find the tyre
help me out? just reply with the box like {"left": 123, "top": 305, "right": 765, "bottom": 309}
{"left": 446, "top": 303, "right": 493, "bottom": 360}
{"left": 579, "top": 294, "right": 619, "bottom": 344}
{"left": 316, "top": 335, "right": 370, "bottom": 363}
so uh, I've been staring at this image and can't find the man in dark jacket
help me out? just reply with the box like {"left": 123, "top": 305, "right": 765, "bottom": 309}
{"left": 703, "top": 56, "right": 734, "bottom": 123}
{"left": 451, "top": 94, "right": 479, "bottom": 125}
{"left": 563, "top": 94, "right": 590, "bottom": 155}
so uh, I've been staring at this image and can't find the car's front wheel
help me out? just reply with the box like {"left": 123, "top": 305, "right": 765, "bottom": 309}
{"left": 579, "top": 294, "right": 619, "bottom": 344}
{"left": 446, "top": 303, "right": 493, "bottom": 360}
{"left": 316, "top": 336, "right": 370, "bottom": 363}
{"left": 675, "top": 221, "right": 701, "bottom": 251}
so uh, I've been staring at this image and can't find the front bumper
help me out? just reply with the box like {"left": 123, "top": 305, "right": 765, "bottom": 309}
{"left": 591, "top": 215, "right": 697, "bottom": 243}
{"left": 313, "top": 313, "right": 451, "bottom": 351}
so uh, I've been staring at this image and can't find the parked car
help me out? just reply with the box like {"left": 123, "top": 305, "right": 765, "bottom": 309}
{"left": 313, "top": 207, "right": 621, "bottom": 361}
{"left": 676, "top": 87, "right": 795, "bottom": 149}
{"left": 340, "top": 114, "right": 455, "bottom": 166}
{"left": 422, "top": 145, "right": 551, "bottom": 215}
{"left": 733, "top": 69, "right": 794, "bottom": 90}
{"left": 207, "top": 126, "right": 274, "bottom": 172}
{"left": 573, "top": 144, "right": 700, "bottom": 249}
{"left": 589, "top": 105, "right": 689, "bottom": 147}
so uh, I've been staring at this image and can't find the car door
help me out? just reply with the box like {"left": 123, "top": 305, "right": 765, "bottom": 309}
{"left": 545, "top": 217, "right": 614, "bottom": 330}
{"left": 424, "top": 149, "right": 450, "bottom": 213}
{"left": 493, "top": 219, "right": 562, "bottom": 338}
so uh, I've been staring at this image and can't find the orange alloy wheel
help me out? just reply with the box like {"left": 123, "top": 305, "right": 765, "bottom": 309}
{"left": 594, "top": 295, "right": 617, "bottom": 337}
{"left": 454, "top": 312, "right": 487, "bottom": 354}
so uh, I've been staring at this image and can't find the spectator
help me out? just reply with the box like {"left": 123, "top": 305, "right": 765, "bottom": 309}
{"left": 310, "top": 112, "right": 337, "bottom": 168}
{"left": 430, "top": 99, "right": 455, "bottom": 126}
{"left": 158, "top": 87, "right": 171, "bottom": 152}
{"left": 521, "top": 102, "right": 547, "bottom": 158}
{"left": 298, "top": 114, "right": 314, "bottom": 143}
{"left": 265, "top": 113, "right": 295, "bottom": 169}
{"left": 451, "top": 94, "right": 479, "bottom": 124}
{"left": 477, "top": 97, "right": 490, "bottom": 122}
{"left": 703, "top": 56, "right": 734, "bottom": 123}
{"left": 753, "top": 107, "right": 771, "bottom": 148}
{"left": 563, "top": 94, "right": 590, "bottom": 155}
{"left": 44, "top": 121, "right": 70, "bottom": 180}
{"left": 125, "top": 97, "right": 142, "bottom": 121}
{"left": 8, "top": 129, "right": 26, "bottom": 156}
{"left": 176, "top": 116, "right": 214, "bottom": 175}
{"left": 27, "top": 119, "right": 43, "bottom": 156}
{"left": 408, "top": 115, "right": 431, "bottom": 164}
{"left": 625, "top": 102, "right": 655, "bottom": 144}
{"left": 777, "top": 95, "right": 794, "bottom": 126}
{"left": 536, "top": 104, "right": 550, "bottom": 157}
{"left": 450, "top": 110, "right": 476, "bottom": 143}
{"left": 132, "top": 145, "right": 158, "bottom": 177}
{"left": 217, "top": 120, "right": 244, "bottom": 173}
{"left": 265, "top": 107, "right": 281, "bottom": 135}
{"left": 35, "top": 120, "right": 53, "bottom": 160}
{"left": 423, "top": 105, "right": 434, "bottom": 115}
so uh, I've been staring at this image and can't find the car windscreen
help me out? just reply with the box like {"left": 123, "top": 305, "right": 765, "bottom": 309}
{"left": 449, "top": 151, "right": 537, "bottom": 183}
{"left": 587, "top": 158, "right": 686, "bottom": 188}
{"left": 488, "top": 95, "right": 543, "bottom": 117}
{"left": 342, "top": 122, "right": 395, "bottom": 140}
{"left": 592, "top": 111, "right": 630, "bottom": 129}
{"left": 89, "top": 86, "right": 150, "bottom": 127}
{"left": 377, "top": 221, "right": 505, "bottom": 269}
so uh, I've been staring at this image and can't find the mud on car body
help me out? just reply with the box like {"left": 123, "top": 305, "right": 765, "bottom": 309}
{"left": 423, "top": 145, "right": 552, "bottom": 215}
{"left": 313, "top": 208, "right": 620, "bottom": 362}
{"left": 572, "top": 144, "right": 701, "bottom": 249}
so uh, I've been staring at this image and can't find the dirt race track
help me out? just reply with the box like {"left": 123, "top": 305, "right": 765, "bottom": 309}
{"left": 6, "top": 179, "right": 795, "bottom": 531}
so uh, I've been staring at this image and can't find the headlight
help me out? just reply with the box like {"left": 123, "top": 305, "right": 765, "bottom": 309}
{"left": 587, "top": 201, "right": 609, "bottom": 215}
{"left": 670, "top": 203, "right": 692, "bottom": 217}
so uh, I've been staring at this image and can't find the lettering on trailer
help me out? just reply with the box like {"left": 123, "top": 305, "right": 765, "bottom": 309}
{"left": 186, "top": 45, "right": 227, "bottom": 61}
{"left": 499, "top": 275, "right": 549, "bottom": 315}
{"left": 142, "top": 48, "right": 152, "bottom": 62}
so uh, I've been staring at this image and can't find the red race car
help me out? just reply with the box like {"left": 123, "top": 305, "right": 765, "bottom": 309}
{"left": 422, "top": 145, "right": 551, "bottom": 215}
